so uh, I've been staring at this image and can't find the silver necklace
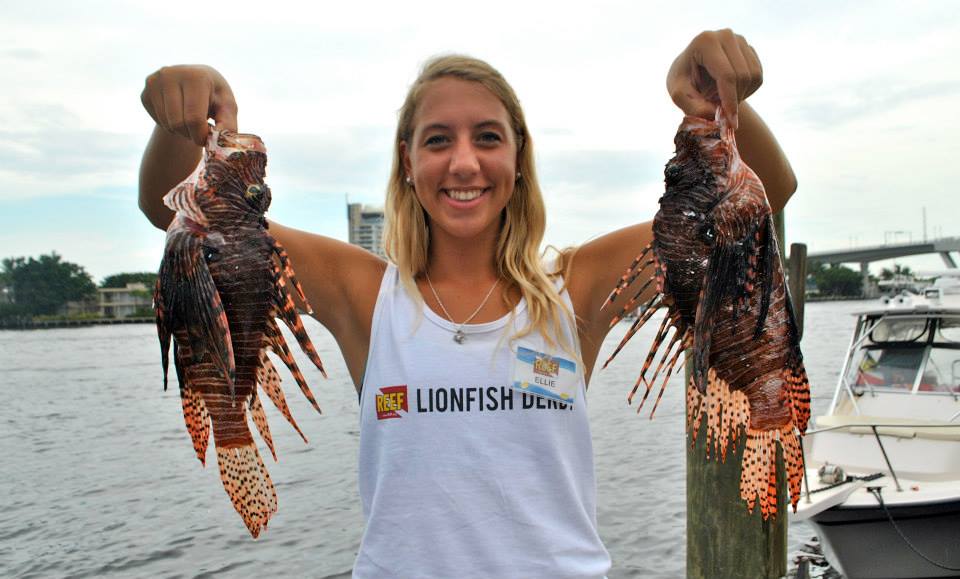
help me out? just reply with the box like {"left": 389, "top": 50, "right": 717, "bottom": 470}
{"left": 425, "top": 272, "right": 500, "bottom": 344}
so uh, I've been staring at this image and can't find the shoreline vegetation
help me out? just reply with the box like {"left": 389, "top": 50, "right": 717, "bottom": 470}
{"left": 1, "top": 315, "right": 154, "bottom": 329}
{"left": 1, "top": 253, "right": 158, "bottom": 329}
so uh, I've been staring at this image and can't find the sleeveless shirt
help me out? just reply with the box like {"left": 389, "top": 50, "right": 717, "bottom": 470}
{"left": 355, "top": 263, "right": 611, "bottom": 579}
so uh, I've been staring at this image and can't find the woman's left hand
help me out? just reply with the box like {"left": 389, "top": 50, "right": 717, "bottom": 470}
{"left": 666, "top": 29, "right": 762, "bottom": 129}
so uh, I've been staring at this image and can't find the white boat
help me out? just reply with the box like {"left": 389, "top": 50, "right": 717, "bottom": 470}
{"left": 793, "top": 273, "right": 960, "bottom": 579}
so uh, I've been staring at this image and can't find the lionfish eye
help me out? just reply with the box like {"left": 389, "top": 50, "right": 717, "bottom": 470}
{"left": 665, "top": 163, "right": 683, "bottom": 186}
{"left": 245, "top": 184, "right": 262, "bottom": 198}
{"left": 701, "top": 224, "right": 716, "bottom": 243}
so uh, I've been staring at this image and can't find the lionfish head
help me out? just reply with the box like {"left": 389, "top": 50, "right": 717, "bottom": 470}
{"left": 203, "top": 129, "right": 273, "bottom": 215}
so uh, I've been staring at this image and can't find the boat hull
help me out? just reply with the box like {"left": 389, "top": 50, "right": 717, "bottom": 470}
{"left": 809, "top": 496, "right": 960, "bottom": 579}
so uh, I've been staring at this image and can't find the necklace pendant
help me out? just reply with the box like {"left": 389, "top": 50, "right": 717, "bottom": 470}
{"left": 453, "top": 330, "right": 466, "bottom": 344}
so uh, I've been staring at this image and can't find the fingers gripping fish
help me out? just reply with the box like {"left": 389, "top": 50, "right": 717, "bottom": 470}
{"left": 604, "top": 109, "right": 810, "bottom": 519}
{"left": 154, "top": 129, "right": 326, "bottom": 538}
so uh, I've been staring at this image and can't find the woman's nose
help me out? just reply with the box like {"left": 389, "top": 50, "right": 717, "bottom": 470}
{"left": 448, "top": 139, "right": 480, "bottom": 177}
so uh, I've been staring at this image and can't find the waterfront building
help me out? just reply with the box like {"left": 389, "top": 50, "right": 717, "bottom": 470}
{"left": 98, "top": 282, "right": 152, "bottom": 318}
{"left": 347, "top": 203, "right": 386, "bottom": 258}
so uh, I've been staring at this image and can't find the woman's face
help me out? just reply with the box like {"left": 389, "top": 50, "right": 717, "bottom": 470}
{"left": 402, "top": 77, "right": 518, "bottom": 246}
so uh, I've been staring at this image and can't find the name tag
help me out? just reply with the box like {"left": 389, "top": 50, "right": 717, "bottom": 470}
{"left": 512, "top": 346, "right": 578, "bottom": 406}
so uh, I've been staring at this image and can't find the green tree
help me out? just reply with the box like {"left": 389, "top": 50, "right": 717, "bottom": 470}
{"left": 879, "top": 263, "right": 913, "bottom": 280}
{"left": 100, "top": 271, "right": 158, "bottom": 289}
{"left": 1, "top": 253, "right": 97, "bottom": 315}
{"left": 813, "top": 263, "right": 862, "bottom": 297}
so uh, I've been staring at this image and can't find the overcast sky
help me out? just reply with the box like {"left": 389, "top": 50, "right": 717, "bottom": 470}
{"left": 1, "top": 0, "right": 957, "bottom": 281}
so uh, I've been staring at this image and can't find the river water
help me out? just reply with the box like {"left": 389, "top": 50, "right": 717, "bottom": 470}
{"left": 0, "top": 300, "right": 865, "bottom": 578}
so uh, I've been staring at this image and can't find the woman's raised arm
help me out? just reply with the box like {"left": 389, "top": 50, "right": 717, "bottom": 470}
{"left": 565, "top": 30, "right": 798, "bottom": 381}
{"left": 137, "top": 65, "right": 384, "bottom": 390}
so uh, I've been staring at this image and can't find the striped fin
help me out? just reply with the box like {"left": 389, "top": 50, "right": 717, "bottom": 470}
{"left": 162, "top": 161, "right": 208, "bottom": 227}
{"left": 255, "top": 349, "right": 307, "bottom": 443}
{"left": 784, "top": 360, "right": 811, "bottom": 434}
{"left": 215, "top": 443, "right": 277, "bottom": 539}
{"left": 273, "top": 263, "right": 326, "bottom": 377}
{"left": 271, "top": 238, "right": 313, "bottom": 314}
{"left": 249, "top": 391, "right": 276, "bottom": 461}
{"left": 265, "top": 319, "right": 322, "bottom": 414}
{"left": 602, "top": 242, "right": 654, "bottom": 310}
{"left": 158, "top": 226, "right": 235, "bottom": 394}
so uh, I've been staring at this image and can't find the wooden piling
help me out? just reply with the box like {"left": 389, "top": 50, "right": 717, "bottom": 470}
{"left": 686, "top": 210, "right": 796, "bottom": 578}
{"left": 788, "top": 243, "right": 808, "bottom": 339}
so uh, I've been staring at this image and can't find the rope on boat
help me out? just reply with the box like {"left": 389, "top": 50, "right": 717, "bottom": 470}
{"left": 868, "top": 487, "right": 960, "bottom": 572}
{"left": 808, "top": 472, "right": 884, "bottom": 495}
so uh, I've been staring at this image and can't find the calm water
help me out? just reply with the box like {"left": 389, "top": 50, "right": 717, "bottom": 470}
{"left": 0, "top": 300, "right": 864, "bottom": 578}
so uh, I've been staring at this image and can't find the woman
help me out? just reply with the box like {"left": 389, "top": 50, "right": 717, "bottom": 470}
{"left": 139, "top": 29, "right": 796, "bottom": 578}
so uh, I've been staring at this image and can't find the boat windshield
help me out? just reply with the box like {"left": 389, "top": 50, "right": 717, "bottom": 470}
{"left": 847, "top": 316, "right": 960, "bottom": 394}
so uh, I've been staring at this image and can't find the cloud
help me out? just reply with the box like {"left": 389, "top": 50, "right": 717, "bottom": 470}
{"left": 786, "top": 80, "right": 960, "bottom": 128}
{"left": 0, "top": 127, "right": 141, "bottom": 200}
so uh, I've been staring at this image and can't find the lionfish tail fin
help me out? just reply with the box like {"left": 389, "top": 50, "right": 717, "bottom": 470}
{"left": 215, "top": 443, "right": 278, "bottom": 539}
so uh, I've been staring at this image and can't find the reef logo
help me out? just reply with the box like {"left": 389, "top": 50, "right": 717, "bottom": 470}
{"left": 376, "top": 385, "right": 408, "bottom": 420}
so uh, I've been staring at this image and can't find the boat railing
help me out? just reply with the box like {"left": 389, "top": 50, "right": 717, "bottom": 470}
{"left": 800, "top": 421, "right": 960, "bottom": 501}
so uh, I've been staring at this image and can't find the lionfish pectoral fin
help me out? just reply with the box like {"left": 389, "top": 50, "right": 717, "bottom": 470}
{"left": 692, "top": 242, "right": 737, "bottom": 392}
{"left": 155, "top": 278, "right": 172, "bottom": 391}
{"left": 753, "top": 215, "right": 777, "bottom": 339}
{"left": 159, "top": 228, "right": 236, "bottom": 393}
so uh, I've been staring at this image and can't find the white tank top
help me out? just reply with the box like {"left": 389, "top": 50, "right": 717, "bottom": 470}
{"left": 355, "top": 264, "right": 611, "bottom": 579}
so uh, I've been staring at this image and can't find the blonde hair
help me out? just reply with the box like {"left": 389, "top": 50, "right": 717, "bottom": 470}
{"left": 384, "top": 54, "right": 576, "bottom": 354}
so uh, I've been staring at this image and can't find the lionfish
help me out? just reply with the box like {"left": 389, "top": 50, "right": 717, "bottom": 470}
{"left": 155, "top": 129, "right": 326, "bottom": 537}
{"left": 604, "top": 109, "right": 810, "bottom": 518}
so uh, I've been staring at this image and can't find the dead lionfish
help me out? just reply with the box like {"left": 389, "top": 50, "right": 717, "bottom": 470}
{"left": 155, "top": 129, "right": 326, "bottom": 537}
{"left": 604, "top": 108, "right": 810, "bottom": 519}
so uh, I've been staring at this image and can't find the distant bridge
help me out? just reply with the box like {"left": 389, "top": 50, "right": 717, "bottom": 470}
{"left": 807, "top": 237, "right": 960, "bottom": 268}
{"left": 804, "top": 236, "right": 959, "bottom": 295}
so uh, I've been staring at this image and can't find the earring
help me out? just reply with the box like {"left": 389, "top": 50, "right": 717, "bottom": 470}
{"left": 516, "top": 171, "right": 522, "bottom": 181}
{"left": 405, "top": 175, "right": 413, "bottom": 186}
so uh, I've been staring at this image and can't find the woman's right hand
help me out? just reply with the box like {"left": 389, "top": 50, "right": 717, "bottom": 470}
{"left": 140, "top": 65, "right": 238, "bottom": 146}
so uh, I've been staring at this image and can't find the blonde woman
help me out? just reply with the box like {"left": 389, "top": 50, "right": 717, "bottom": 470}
{"left": 139, "top": 29, "right": 796, "bottom": 579}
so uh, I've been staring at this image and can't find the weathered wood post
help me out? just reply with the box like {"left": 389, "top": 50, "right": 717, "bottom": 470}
{"left": 788, "top": 243, "right": 807, "bottom": 339}
{"left": 686, "top": 211, "right": 795, "bottom": 579}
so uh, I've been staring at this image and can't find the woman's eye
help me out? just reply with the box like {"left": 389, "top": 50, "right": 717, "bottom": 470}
{"left": 478, "top": 132, "right": 502, "bottom": 144}
{"left": 424, "top": 135, "right": 448, "bottom": 146}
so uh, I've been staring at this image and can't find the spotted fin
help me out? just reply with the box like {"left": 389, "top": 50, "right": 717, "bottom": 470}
{"left": 181, "top": 386, "right": 211, "bottom": 465}
{"left": 215, "top": 443, "right": 277, "bottom": 539}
